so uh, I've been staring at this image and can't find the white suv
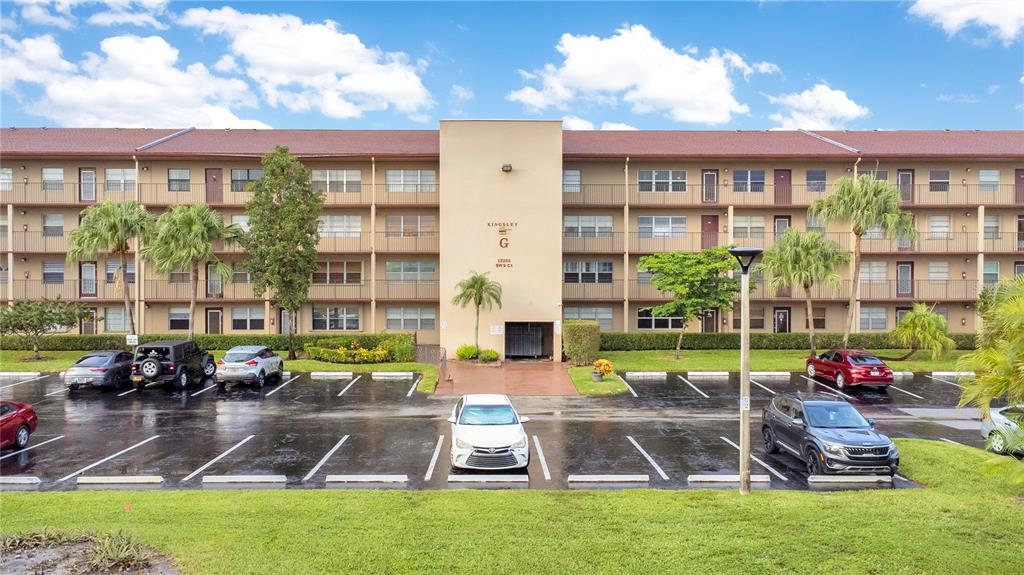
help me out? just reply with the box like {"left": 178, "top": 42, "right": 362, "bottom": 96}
{"left": 216, "top": 346, "right": 284, "bottom": 390}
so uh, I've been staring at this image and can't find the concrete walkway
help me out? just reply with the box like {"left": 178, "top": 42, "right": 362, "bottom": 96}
{"left": 435, "top": 361, "right": 577, "bottom": 396}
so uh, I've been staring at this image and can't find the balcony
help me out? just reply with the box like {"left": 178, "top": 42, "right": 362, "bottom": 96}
{"left": 374, "top": 232, "right": 439, "bottom": 253}
{"left": 318, "top": 233, "right": 372, "bottom": 253}
{"left": 375, "top": 279, "right": 439, "bottom": 301}
{"left": 144, "top": 280, "right": 260, "bottom": 301}
{"left": 562, "top": 280, "right": 624, "bottom": 300}
{"left": 631, "top": 232, "right": 729, "bottom": 253}
{"left": 308, "top": 282, "right": 370, "bottom": 301}
{"left": 627, "top": 184, "right": 834, "bottom": 207}
{"left": 748, "top": 282, "right": 848, "bottom": 301}
{"left": 0, "top": 182, "right": 135, "bottom": 205}
{"left": 562, "top": 184, "right": 627, "bottom": 206}
{"left": 3, "top": 279, "right": 136, "bottom": 301}
{"left": 898, "top": 184, "right": 1021, "bottom": 207}
{"left": 983, "top": 232, "right": 1024, "bottom": 253}
{"left": 858, "top": 280, "right": 979, "bottom": 301}
{"left": 860, "top": 232, "right": 976, "bottom": 254}
{"left": 6, "top": 231, "right": 70, "bottom": 253}
{"left": 373, "top": 183, "right": 439, "bottom": 206}
{"left": 562, "top": 233, "right": 624, "bottom": 253}
{"left": 629, "top": 280, "right": 672, "bottom": 301}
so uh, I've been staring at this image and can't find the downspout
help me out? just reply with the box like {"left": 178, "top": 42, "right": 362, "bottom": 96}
{"left": 133, "top": 154, "right": 143, "bottom": 336}
{"left": 623, "top": 156, "right": 630, "bottom": 333}
{"left": 369, "top": 156, "right": 376, "bottom": 333}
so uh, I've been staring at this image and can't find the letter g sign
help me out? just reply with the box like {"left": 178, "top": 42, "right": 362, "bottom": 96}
{"left": 499, "top": 237, "right": 509, "bottom": 248}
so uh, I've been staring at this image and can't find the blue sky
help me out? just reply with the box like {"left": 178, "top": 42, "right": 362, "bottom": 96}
{"left": 1, "top": 1, "right": 1022, "bottom": 130}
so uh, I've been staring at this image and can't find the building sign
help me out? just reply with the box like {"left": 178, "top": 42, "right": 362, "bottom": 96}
{"left": 491, "top": 221, "right": 518, "bottom": 268}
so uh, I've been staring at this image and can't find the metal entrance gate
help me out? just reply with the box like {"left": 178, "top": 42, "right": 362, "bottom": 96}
{"left": 505, "top": 323, "right": 545, "bottom": 358}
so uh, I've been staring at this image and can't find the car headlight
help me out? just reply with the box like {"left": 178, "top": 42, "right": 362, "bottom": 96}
{"left": 823, "top": 443, "right": 844, "bottom": 454}
{"left": 512, "top": 436, "right": 528, "bottom": 449}
{"left": 455, "top": 438, "right": 473, "bottom": 450}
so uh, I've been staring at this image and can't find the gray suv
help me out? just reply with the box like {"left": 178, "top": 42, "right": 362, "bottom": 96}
{"left": 762, "top": 392, "right": 899, "bottom": 476}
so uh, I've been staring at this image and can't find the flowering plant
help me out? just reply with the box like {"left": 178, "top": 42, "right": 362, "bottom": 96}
{"left": 592, "top": 359, "right": 614, "bottom": 376}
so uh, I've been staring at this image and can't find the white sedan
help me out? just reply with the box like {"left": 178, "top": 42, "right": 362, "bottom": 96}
{"left": 448, "top": 394, "right": 530, "bottom": 470}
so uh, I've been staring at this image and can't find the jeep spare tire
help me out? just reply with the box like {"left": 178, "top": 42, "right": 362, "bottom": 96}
{"left": 140, "top": 358, "right": 162, "bottom": 379}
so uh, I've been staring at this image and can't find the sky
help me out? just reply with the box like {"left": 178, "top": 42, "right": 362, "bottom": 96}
{"left": 1, "top": 1, "right": 1022, "bottom": 131}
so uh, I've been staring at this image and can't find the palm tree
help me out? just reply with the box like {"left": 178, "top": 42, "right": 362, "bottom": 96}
{"left": 755, "top": 229, "right": 849, "bottom": 356}
{"left": 889, "top": 303, "right": 955, "bottom": 361}
{"left": 958, "top": 276, "right": 1024, "bottom": 415}
{"left": 809, "top": 174, "right": 916, "bottom": 347}
{"left": 140, "top": 205, "right": 241, "bottom": 340}
{"left": 67, "top": 201, "right": 151, "bottom": 335}
{"left": 450, "top": 271, "right": 502, "bottom": 349}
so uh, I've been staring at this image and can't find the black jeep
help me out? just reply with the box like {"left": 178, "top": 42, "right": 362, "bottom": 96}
{"left": 130, "top": 340, "right": 216, "bottom": 390}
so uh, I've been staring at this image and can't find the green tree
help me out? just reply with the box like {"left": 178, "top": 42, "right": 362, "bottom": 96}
{"left": 809, "top": 173, "right": 916, "bottom": 347}
{"left": 243, "top": 145, "right": 324, "bottom": 359}
{"left": 958, "top": 276, "right": 1024, "bottom": 415}
{"left": 755, "top": 229, "right": 850, "bottom": 356}
{"left": 889, "top": 303, "right": 955, "bottom": 361}
{"left": 140, "top": 204, "right": 241, "bottom": 340}
{"left": 450, "top": 271, "right": 503, "bottom": 350}
{"left": 0, "top": 300, "right": 93, "bottom": 359}
{"left": 637, "top": 247, "right": 740, "bottom": 359}
{"left": 66, "top": 201, "right": 151, "bottom": 335}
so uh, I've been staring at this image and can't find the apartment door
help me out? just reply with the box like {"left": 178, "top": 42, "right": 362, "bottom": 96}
{"left": 1017, "top": 215, "right": 1024, "bottom": 251}
{"left": 896, "top": 262, "right": 914, "bottom": 297}
{"left": 205, "top": 168, "right": 222, "bottom": 204}
{"left": 206, "top": 263, "right": 222, "bottom": 297}
{"left": 773, "top": 307, "right": 791, "bottom": 333}
{"left": 773, "top": 169, "right": 792, "bottom": 205}
{"left": 505, "top": 322, "right": 553, "bottom": 359}
{"left": 79, "top": 168, "right": 96, "bottom": 202}
{"left": 701, "top": 215, "right": 719, "bottom": 249}
{"left": 278, "top": 308, "right": 292, "bottom": 334}
{"left": 897, "top": 169, "right": 914, "bottom": 204}
{"left": 701, "top": 170, "right": 719, "bottom": 204}
{"left": 206, "top": 308, "right": 223, "bottom": 334}
{"left": 80, "top": 308, "right": 97, "bottom": 335}
{"left": 1016, "top": 169, "right": 1024, "bottom": 204}
{"left": 773, "top": 216, "right": 791, "bottom": 239}
{"left": 80, "top": 262, "right": 97, "bottom": 297}
{"left": 701, "top": 309, "right": 719, "bottom": 333}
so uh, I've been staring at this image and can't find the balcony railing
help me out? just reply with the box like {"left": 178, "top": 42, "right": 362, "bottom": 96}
{"left": 373, "top": 183, "right": 439, "bottom": 205}
{"left": 859, "top": 232, "right": 976, "bottom": 254}
{"left": 308, "top": 282, "right": 370, "bottom": 301}
{"left": 631, "top": 232, "right": 728, "bottom": 253}
{"left": 144, "top": 280, "right": 259, "bottom": 301}
{"left": 897, "top": 184, "right": 1021, "bottom": 206}
{"left": 318, "top": 233, "right": 372, "bottom": 252}
{"left": 375, "top": 279, "right": 439, "bottom": 301}
{"left": 562, "top": 280, "right": 624, "bottom": 300}
{"left": 374, "top": 232, "right": 439, "bottom": 253}
{"left": 4, "top": 279, "right": 136, "bottom": 301}
{"left": 983, "top": 232, "right": 1024, "bottom": 253}
{"left": 748, "top": 282, "right": 847, "bottom": 301}
{"left": 562, "top": 184, "right": 627, "bottom": 206}
{"left": 629, "top": 280, "right": 672, "bottom": 301}
{"left": 562, "top": 232, "right": 624, "bottom": 253}
{"left": 0, "top": 182, "right": 134, "bottom": 205}
{"left": 858, "top": 280, "right": 979, "bottom": 301}
{"left": 7, "top": 231, "right": 70, "bottom": 252}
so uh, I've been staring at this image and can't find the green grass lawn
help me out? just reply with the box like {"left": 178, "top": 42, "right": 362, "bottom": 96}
{"left": 567, "top": 367, "right": 628, "bottom": 395}
{"left": 595, "top": 348, "right": 969, "bottom": 373}
{"left": 1, "top": 440, "right": 1021, "bottom": 574}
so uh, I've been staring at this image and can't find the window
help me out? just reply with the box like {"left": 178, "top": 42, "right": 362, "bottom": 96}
{"left": 806, "top": 170, "right": 827, "bottom": 193}
{"left": 104, "top": 307, "right": 128, "bottom": 332}
{"left": 637, "top": 216, "right": 686, "bottom": 238}
{"left": 385, "top": 169, "right": 436, "bottom": 193}
{"left": 978, "top": 170, "right": 1000, "bottom": 193}
{"left": 928, "top": 170, "right": 950, "bottom": 192}
{"left": 929, "top": 215, "right": 951, "bottom": 239}
{"left": 984, "top": 215, "right": 1000, "bottom": 239}
{"left": 42, "top": 213, "right": 64, "bottom": 236}
{"left": 42, "top": 260, "right": 64, "bottom": 284}
{"left": 806, "top": 214, "right": 825, "bottom": 234}
{"left": 896, "top": 307, "right": 912, "bottom": 324}
{"left": 386, "top": 307, "right": 436, "bottom": 330}
{"left": 312, "top": 306, "right": 360, "bottom": 330}
{"left": 859, "top": 307, "right": 887, "bottom": 330}
{"left": 564, "top": 261, "right": 613, "bottom": 283}
{"left": 928, "top": 261, "right": 949, "bottom": 282}
{"left": 984, "top": 261, "right": 999, "bottom": 285}
{"left": 637, "top": 170, "right": 686, "bottom": 192}
{"left": 385, "top": 261, "right": 436, "bottom": 281}
{"left": 0, "top": 168, "right": 11, "bottom": 192}
{"left": 564, "top": 307, "right": 614, "bottom": 331}
{"left": 168, "top": 308, "right": 190, "bottom": 330}
{"left": 933, "top": 307, "right": 949, "bottom": 322}
{"left": 0, "top": 261, "right": 7, "bottom": 284}
{"left": 862, "top": 225, "right": 885, "bottom": 239}
{"left": 733, "top": 216, "right": 765, "bottom": 238}
{"left": 105, "top": 260, "right": 136, "bottom": 283}
{"left": 104, "top": 168, "right": 137, "bottom": 192}
{"left": 231, "top": 306, "right": 265, "bottom": 330}
{"left": 805, "top": 307, "right": 826, "bottom": 330}
{"left": 319, "top": 215, "right": 361, "bottom": 237}
{"left": 230, "top": 215, "right": 250, "bottom": 232}
{"left": 385, "top": 215, "right": 436, "bottom": 236}
{"left": 637, "top": 308, "right": 683, "bottom": 330}
{"left": 230, "top": 169, "right": 264, "bottom": 192}
{"left": 312, "top": 170, "right": 360, "bottom": 193}
{"left": 857, "top": 169, "right": 888, "bottom": 181}
{"left": 563, "top": 170, "right": 581, "bottom": 193}
{"left": 169, "top": 269, "right": 189, "bottom": 283}
{"left": 313, "top": 261, "right": 362, "bottom": 284}
{"left": 232, "top": 264, "right": 251, "bottom": 284}
{"left": 42, "top": 168, "right": 64, "bottom": 192}
{"left": 1015, "top": 262, "right": 1024, "bottom": 278}
{"left": 168, "top": 169, "right": 190, "bottom": 192}
{"left": 563, "top": 215, "right": 613, "bottom": 237}
{"left": 636, "top": 268, "right": 654, "bottom": 284}
{"left": 733, "top": 170, "right": 765, "bottom": 193}
{"left": 732, "top": 305, "right": 766, "bottom": 329}
{"left": 860, "top": 261, "right": 887, "bottom": 283}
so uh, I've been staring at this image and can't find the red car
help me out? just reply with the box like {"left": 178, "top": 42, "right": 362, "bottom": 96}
{"left": 806, "top": 349, "right": 894, "bottom": 390}
{"left": 0, "top": 400, "right": 38, "bottom": 450}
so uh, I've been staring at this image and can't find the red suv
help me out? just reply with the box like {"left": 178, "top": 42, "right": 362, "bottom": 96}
{"left": 806, "top": 349, "right": 893, "bottom": 390}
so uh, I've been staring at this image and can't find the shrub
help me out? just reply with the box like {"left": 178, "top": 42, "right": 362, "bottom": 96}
{"left": 303, "top": 340, "right": 391, "bottom": 364}
{"left": 593, "top": 358, "right": 614, "bottom": 376}
{"left": 456, "top": 344, "right": 479, "bottom": 360}
{"left": 478, "top": 349, "right": 500, "bottom": 362}
{"left": 563, "top": 320, "right": 600, "bottom": 366}
{"left": 598, "top": 331, "right": 977, "bottom": 352}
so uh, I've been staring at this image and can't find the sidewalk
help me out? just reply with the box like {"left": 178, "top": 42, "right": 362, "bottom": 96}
{"left": 434, "top": 361, "right": 577, "bottom": 396}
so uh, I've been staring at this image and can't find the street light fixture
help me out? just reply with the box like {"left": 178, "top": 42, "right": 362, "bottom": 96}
{"left": 728, "top": 246, "right": 763, "bottom": 495}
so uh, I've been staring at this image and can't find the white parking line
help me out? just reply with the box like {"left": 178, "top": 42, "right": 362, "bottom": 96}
{"left": 749, "top": 378, "right": 777, "bottom": 396}
{"left": 532, "top": 435, "right": 551, "bottom": 481}
{"left": 116, "top": 388, "right": 136, "bottom": 397}
{"left": 265, "top": 375, "right": 299, "bottom": 397}
{"left": 424, "top": 434, "right": 444, "bottom": 481}
{"left": 939, "top": 437, "right": 966, "bottom": 446}
{"left": 676, "top": 375, "right": 709, "bottom": 399}
{"left": 57, "top": 435, "right": 160, "bottom": 482}
{"left": 44, "top": 388, "right": 69, "bottom": 396}
{"left": 0, "top": 434, "right": 65, "bottom": 461}
{"left": 182, "top": 435, "right": 255, "bottom": 482}
{"left": 0, "top": 375, "right": 48, "bottom": 391}
{"left": 798, "top": 374, "right": 853, "bottom": 400}
{"left": 925, "top": 374, "right": 963, "bottom": 388}
{"left": 567, "top": 474, "right": 649, "bottom": 483}
{"left": 302, "top": 435, "right": 350, "bottom": 481}
{"left": 191, "top": 384, "right": 216, "bottom": 397}
{"left": 626, "top": 436, "right": 669, "bottom": 481}
{"left": 887, "top": 385, "right": 925, "bottom": 400}
{"left": 337, "top": 375, "right": 362, "bottom": 397}
{"left": 406, "top": 376, "right": 421, "bottom": 398}
{"left": 719, "top": 436, "right": 788, "bottom": 482}
{"left": 616, "top": 375, "right": 638, "bottom": 398}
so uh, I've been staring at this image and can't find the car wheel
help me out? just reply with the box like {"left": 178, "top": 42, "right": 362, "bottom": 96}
{"left": 806, "top": 363, "right": 816, "bottom": 378}
{"left": 68, "top": 384, "right": 79, "bottom": 391}
{"left": 277, "top": 363, "right": 285, "bottom": 381}
{"left": 203, "top": 362, "right": 216, "bottom": 377}
{"left": 762, "top": 427, "right": 779, "bottom": 454}
{"left": 805, "top": 447, "right": 823, "bottom": 475}
{"left": 988, "top": 431, "right": 1008, "bottom": 454}
{"left": 178, "top": 371, "right": 189, "bottom": 389}
{"left": 140, "top": 358, "right": 162, "bottom": 379}
{"left": 835, "top": 372, "right": 847, "bottom": 390}
{"left": 14, "top": 425, "right": 31, "bottom": 449}
{"left": 255, "top": 371, "right": 266, "bottom": 389}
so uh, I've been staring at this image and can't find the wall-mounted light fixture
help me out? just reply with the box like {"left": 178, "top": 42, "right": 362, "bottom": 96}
{"left": 961, "top": 318, "right": 967, "bottom": 326}
{"left": 142, "top": 166, "right": 149, "bottom": 172}
{"left": 23, "top": 271, "right": 29, "bottom": 279}
{"left": 19, "top": 165, "right": 25, "bottom": 170}
{"left": 961, "top": 178, "right": 967, "bottom": 185}
{"left": 965, "top": 211, "right": 972, "bottom": 217}
{"left": 966, "top": 167, "right": 972, "bottom": 173}
{"left": 723, "top": 225, "right": 729, "bottom": 233}
{"left": 18, "top": 210, "right": 25, "bottom": 215}
{"left": 846, "top": 167, "right": 853, "bottom": 172}
{"left": 19, "top": 257, "right": 26, "bottom": 262}
{"left": 961, "top": 224, "right": 967, "bottom": 232}
{"left": 501, "top": 164, "right": 512, "bottom": 173}
{"left": 723, "top": 168, "right": 729, "bottom": 173}
{"left": 964, "top": 257, "right": 972, "bottom": 263}
{"left": 961, "top": 271, "right": 967, "bottom": 280}
{"left": 723, "top": 179, "right": 729, "bottom": 185}
{"left": 21, "top": 224, "right": 28, "bottom": 231}
{"left": 23, "top": 177, "right": 28, "bottom": 183}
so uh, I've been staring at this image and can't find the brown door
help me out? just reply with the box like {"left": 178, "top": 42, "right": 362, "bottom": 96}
{"left": 897, "top": 169, "right": 914, "bottom": 204}
{"left": 701, "top": 309, "right": 719, "bottom": 333}
{"left": 701, "top": 170, "right": 719, "bottom": 203}
{"left": 1018, "top": 215, "right": 1024, "bottom": 251}
{"left": 206, "top": 308, "right": 222, "bottom": 334}
{"left": 773, "top": 169, "right": 791, "bottom": 205}
{"left": 1016, "top": 169, "right": 1024, "bottom": 204}
{"left": 206, "top": 168, "right": 222, "bottom": 204}
{"left": 701, "top": 215, "right": 719, "bottom": 249}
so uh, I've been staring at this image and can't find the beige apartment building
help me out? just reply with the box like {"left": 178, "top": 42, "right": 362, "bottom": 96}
{"left": 1, "top": 122, "right": 1022, "bottom": 359}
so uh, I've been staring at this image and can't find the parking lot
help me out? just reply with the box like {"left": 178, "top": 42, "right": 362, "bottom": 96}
{"left": 0, "top": 369, "right": 985, "bottom": 491}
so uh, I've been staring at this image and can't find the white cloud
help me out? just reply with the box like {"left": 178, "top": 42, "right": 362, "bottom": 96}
{"left": 936, "top": 93, "right": 982, "bottom": 104}
{"left": 87, "top": 9, "right": 166, "bottom": 30}
{"left": 561, "top": 115, "right": 595, "bottom": 130}
{"left": 14, "top": 1, "right": 169, "bottom": 29}
{"left": 450, "top": 84, "right": 474, "bottom": 102}
{"left": 987, "top": 83, "right": 999, "bottom": 94}
{"left": 508, "top": 25, "right": 775, "bottom": 125}
{"left": 600, "top": 121, "right": 637, "bottom": 131}
{"left": 767, "top": 83, "right": 869, "bottom": 130}
{"left": 179, "top": 6, "right": 433, "bottom": 121}
{"left": 909, "top": 1, "right": 1024, "bottom": 45}
{"left": 19, "top": 3, "right": 73, "bottom": 29}
{"left": 213, "top": 54, "right": 239, "bottom": 73}
{"left": 2, "top": 32, "right": 268, "bottom": 128}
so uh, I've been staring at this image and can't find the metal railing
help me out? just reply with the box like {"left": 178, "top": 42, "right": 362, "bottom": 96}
{"left": 7, "top": 231, "right": 71, "bottom": 252}
{"left": 858, "top": 279, "right": 979, "bottom": 301}
{"left": 898, "top": 184, "right": 1021, "bottom": 206}
{"left": 982, "top": 232, "right": 1024, "bottom": 253}
{"left": 0, "top": 182, "right": 133, "bottom": 205}
{"left": 4, "top": 279, "right": 136, "bottom": 300}
{"left": 629, "top": 280, "right": 672, "bottom": 301}
{"left": 374, "top": 231, "right": 439, "bottom": 253}
{"left": 630, "top": 232, "right": 727, "bottom": 253}
{"left": 859, "top": 232, "right": 976, "bottom": 254}
{"left": 318, "top": 233, "right": 372, "bottom": 252}
{"left": 144, "top": 280, "right": 259, "bottom": 301}
{"left": 375, "top": 279, "right": 440, "bottom": 300}
{"left": 308, "top": 282, "right": 370, "bottom": 300}
{"left": 562, "top": 232, "right": 624, "bottom": 253}
{"left": 562, "top": 280, "right": 624, "bottom": 300}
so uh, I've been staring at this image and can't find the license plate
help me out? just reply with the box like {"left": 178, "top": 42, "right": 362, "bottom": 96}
{"left": 131, "top": 375, "right": 143, "bottom": 382}
{"left": 870, "top": 370, "right": 880, "bottom": 376}
{"left": 74, "top": 378, "right": 88, "bottom": 384}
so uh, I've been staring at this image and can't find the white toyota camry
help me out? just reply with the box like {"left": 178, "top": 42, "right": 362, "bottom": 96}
{"left": 448, "top": 394, "right": 530, "bottom": 470}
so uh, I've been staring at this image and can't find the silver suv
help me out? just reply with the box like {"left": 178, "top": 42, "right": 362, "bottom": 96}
{"left": 216, "top": 346, "right": 284, "bottom": 389}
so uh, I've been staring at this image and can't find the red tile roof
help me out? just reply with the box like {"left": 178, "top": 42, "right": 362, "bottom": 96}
{"left": 562, "top": 130, "right": 852, "bottom": 158}
{"left": 142, "top": 129, "right": 440, "bottom": 158}
{"left": 0, "top": 127, "right": 180, "bottom": 156}
{"left": 814, "top": 130, "right": 1024, "bottom": 158}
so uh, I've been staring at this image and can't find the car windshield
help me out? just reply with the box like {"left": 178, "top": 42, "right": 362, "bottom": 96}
{"left": 74, "top": 355, "right": 109, "bottom": 367}
{"left": 805, "top": 404, "right": 869, "bottom": 428}
{"left": 459, "top": 405, "right": 518, "bottom": 425}
{"left": 223, "top": 352, "right": 257, "bottom": 363}
{"left": 848, "top": 355, "right": 883, "bottom": 365}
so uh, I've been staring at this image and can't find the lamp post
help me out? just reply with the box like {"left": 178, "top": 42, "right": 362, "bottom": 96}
{"left": 728, "top": 246, "right": 763, "bottom": 495}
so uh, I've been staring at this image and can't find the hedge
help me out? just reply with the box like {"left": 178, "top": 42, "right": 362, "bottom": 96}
{"left": 598, "top": 331, "right": 977, "bottom": 351}
{"left": 303, "top": 333, "right": 415, "bottom": 364}
{"left": 562, "top": 320, "right": 601, "bottom": 366}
